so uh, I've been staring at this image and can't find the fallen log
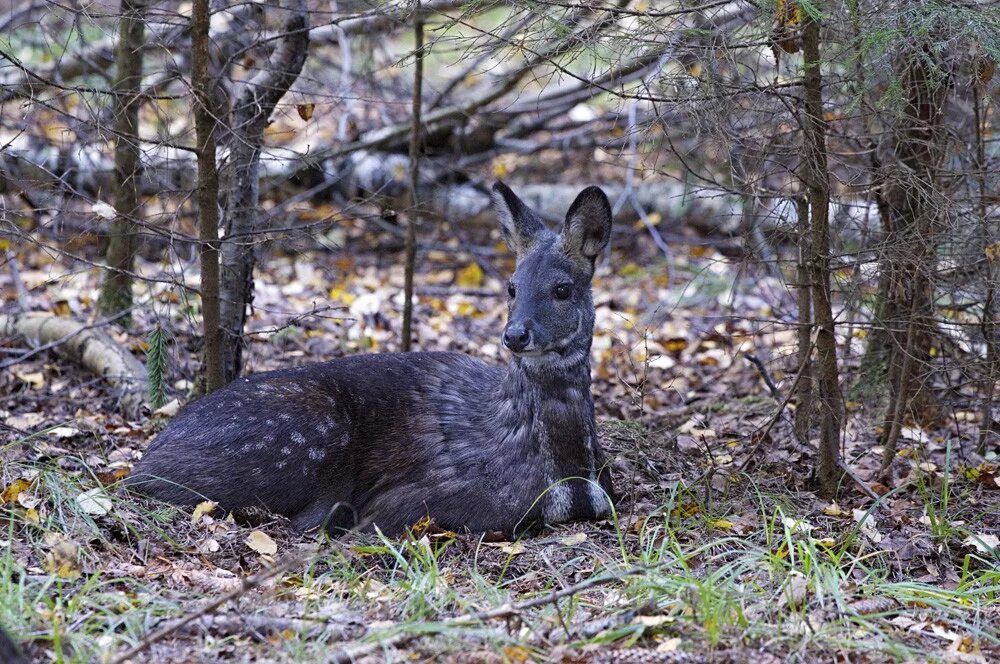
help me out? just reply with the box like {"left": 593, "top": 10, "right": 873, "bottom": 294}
{"left": 1, "top": 313, "right": 148, "bottom": 418}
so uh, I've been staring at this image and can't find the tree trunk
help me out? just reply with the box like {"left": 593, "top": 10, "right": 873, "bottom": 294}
{"left": 401, "top": 0, "right": 424, "bottom": 352}
{"left": 218, "top": 0, "right": 310, "bottom": 382}
{"left": 192, "top": 0, "right": 224, "bottom": 393}
{"left": 794, "top": 195, "right": 814, "bottom": 441}
{"left": 801, "top": 13, "right": 843, "bottom": 498}
{"left": 875, "top": 36, "right": 949, "bottom": 478}
{"left": 97, "top": 0, "right": 147, "bottom": 325}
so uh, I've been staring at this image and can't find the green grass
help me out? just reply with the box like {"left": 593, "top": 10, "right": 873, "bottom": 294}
{"left": 2, "top": 446, "right": 999, "bottom": 663}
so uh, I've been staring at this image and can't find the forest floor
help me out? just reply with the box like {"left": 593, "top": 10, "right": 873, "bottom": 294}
{"left": 2, "top": 217, "right": 999, "bottom": 663}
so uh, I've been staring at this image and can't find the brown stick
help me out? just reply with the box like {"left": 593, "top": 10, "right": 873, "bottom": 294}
{"left": 107, "top": 552, "right": 312, "bottom": 664}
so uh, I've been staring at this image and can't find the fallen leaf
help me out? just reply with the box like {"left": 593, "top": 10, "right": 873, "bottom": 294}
{"left": 191, "top": 500, "right": 217, "bottom": 524}
{"left": 456, "top": 262, "right": 485, "bottom": 288}
{"left": 822, "top": 502, "right": 848, "bottom": 517}
{"left": 76, "top": 488, "right": 112, "bottom": 516}
{"left": 962, "top": 533, "right": 999, "bottom": 555}
{"left": 245, "top": 530, "right": 277, "bottom": 556}
{"left": 853, "top": 508, "right": 883, "bottom": 543}
{"left": 49, "top": 426, "right": 80, "bottom": 439}
{"left": 14, "top": 370, "right": 44, "bottom": 389}
{"left": 43, "top": 533, "right": 81, "bottom": 580}
{"left": 782, "top": 516, "right": 815, "bottom": 534}
{"left": 560, "top": 532, "right": 587, "bottom": 546}
{"left": 297, "top": 103, "right": 315, "bottom": 121}
{"left": 484, "top": 541, "right": 525, "bottom": 555}
{"left": 1, "top": 478, "right": 33, "bottom": 505}
{"left": 152, "top": 399, "right": 181, "bottom": 418}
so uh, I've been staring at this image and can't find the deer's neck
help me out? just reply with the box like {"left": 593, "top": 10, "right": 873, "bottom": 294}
{"left": 492, "top": 350, "right": 596, "bottom": 464}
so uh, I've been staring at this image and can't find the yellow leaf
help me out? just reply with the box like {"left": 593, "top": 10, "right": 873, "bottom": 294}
{"left": 822, "top": 502, "right": 848, "bottom": 517}
{"left": 192, "top": 500, "right": 217, "bottom": 524}
{"left": 24, "top": 507, "right": 40, "bottom": 525}
{"left": 328, "top": 287, "right": 356, "bottom": 305}
{"left": 711, "top": 519, "right": 735, "bottom": 530}
{"left": 456, "top": 263, "right": 484, "bottom": 288}
{"left": 502, "top": 646, "right": 531, "bottom": 663}
{"left": 986, "top": 241, "right": 1000, "bottom": 262}
{"left": 0, "top": 239, "right": 10, "bottom": 251}
{"left": 560, "top": 532, "right": 587, "bottom": 546}
{"left": 1, "top": 478, "right": 32, "bottom": 505}
{"left": 664, "top": 337, "right": 689, "bottom": 353}
{"left": 245, "top": 530, "right": 277, "bottom": 556}
{"left": 14, "top": 370, "right": 44, "bottom": 389}
{"left": 43, "top": 533, "right": 81, "bottom": 580}
{"left": 484, "top": 541, "right": 525, "bottom": 555}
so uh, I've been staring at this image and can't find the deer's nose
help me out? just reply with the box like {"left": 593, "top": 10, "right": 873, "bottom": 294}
{"left": 503, "top": 324, "right": 531, "bottom": 353}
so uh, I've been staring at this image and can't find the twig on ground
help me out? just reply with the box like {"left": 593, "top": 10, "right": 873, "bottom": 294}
{"left": 108, "top": 550, "right": 317, "bottom": 664}
{"left": 327, "top": 566, "right": 650, "bottom": 663}
{"left": 739, "top": 330, "right": 818, "bottom": 472}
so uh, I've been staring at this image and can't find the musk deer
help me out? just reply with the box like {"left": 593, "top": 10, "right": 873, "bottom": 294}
{"left": 127, "top": 182, "right": 616, "bottom": 537}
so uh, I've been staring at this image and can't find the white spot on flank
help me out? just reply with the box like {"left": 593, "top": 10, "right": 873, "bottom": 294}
{"left": 278, "top": 413, "right": 292, "bottom": 421}
{"left": 282, "top": 447, "right": 292, "bottom": 455}
{"left": 307, "top": 447, "right": 326, "bottom": 461}
{"left": 291, "top": 431, "right": 306, "bottom": 445}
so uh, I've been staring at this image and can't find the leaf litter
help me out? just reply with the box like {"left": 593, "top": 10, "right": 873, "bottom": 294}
{"left": 0, "top": 213, "right": 998, "bottom": 663}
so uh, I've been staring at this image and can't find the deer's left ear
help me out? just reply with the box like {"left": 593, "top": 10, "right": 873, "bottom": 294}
{"left": 561, "top": 186, "right": 612, "bottom": 261}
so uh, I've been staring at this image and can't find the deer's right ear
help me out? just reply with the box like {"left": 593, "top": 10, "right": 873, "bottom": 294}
{"left": 492, "top": 182, "right": 544, "bottom": 256}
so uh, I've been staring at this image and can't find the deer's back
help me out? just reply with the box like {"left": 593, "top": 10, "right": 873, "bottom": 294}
{"left": 130, "top": 352, "right": 515, "bottom": 532}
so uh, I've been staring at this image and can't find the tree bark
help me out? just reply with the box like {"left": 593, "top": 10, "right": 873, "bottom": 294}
{"left": 801, "top": 13, "right": 843, "bottom": 498}
{"left": 401, "top": 0, "right": 424, "bottom": 352}
{"left": 218, "top": 0, "right": 310, "bottom": 382}
{"left": 192, "top": 0, "right": 224, "bottom": 393}
{"left": 794, "top": 195, "right": 814, "bottom": 441}
{"left": 97, "top": 0, "right": 147, "bottom": 325}
{"left": 875, "top": 36, "right": 949, "bottom": 477}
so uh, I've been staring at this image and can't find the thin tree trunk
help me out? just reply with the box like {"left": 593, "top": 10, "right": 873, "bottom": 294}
{"left": 401, "top": 0, "right": 424, "bottom": 352}
{"left": 794, "top": 195, "right": 814, "bottom": 441}
{"left": 218, "top": 0, "right": 310, "bottom": 382}
{"left": 974, "top": 80, "right": 997, "bottom": 453}
{"left": 97, "top": 0, "right": 147, "bottom": 325}
{"left": 192, "top": 0, "right": 223, "bottom": 393}
{"left": 801, "top": 13, "right": 843, "bottom": 498}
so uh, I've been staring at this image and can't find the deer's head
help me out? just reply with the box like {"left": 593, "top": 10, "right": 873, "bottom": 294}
{"left": 492, "top": 182, "right": 612, "bottom": 368}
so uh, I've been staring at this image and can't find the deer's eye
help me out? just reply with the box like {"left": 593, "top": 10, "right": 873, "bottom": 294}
{"left": 507, "top": 282, "right": 516, "bottom": 298}
{"left": 553, "top": 284, "right": 572, "bottom": 300}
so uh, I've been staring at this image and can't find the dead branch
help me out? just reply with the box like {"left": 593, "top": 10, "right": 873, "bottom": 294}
{"left": 0, "top": 312, "right": 147, "bottom": 417}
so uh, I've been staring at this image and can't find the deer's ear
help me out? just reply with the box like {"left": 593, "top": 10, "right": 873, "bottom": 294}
{"left": 492, "top": 181, "right": 545, "bottom": 256}
{"left": 561, "top": 186, "right": 612, "bottom": 261}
